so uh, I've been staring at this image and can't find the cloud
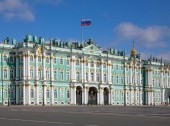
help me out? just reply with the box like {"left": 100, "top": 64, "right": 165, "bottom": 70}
{"left": 0, "top": 0, "right": 35, "bottom": 21}
{"left": 34, "top": 0, "right": 64, "bottom": 5}
{"left": 115, "top": 22, "right": 170, "bottom": 48}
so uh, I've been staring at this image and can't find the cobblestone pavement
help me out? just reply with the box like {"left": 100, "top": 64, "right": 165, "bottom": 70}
{"left": 0, "top": 105, "right": 170, "bottom": 118}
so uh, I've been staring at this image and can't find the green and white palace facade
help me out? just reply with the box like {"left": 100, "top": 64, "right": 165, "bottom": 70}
{"left": 0, "top": 35, "right": 170, "bottom": 106}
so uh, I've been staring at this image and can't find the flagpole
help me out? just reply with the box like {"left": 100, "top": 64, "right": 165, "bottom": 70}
{"left": 81, "top": 25, "right": 83, "bottom": 43}
{"left": 81, "top": 19, "right": 83, "bottom": 43}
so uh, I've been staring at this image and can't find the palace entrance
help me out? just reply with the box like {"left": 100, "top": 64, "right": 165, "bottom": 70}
{"left": 76, "top": 86, "right": 82, "bottom": 105}
{"left": 104, "top": 87, "right": 109, "bottom": 105}
{"left": 165, "top": 88, "right": 170, "bottom": 104}
{"left": 88, "top": 87, "right": 97, "bottom": 105}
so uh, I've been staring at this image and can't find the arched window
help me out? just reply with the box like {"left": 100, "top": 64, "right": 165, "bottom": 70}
{"left": 38, "top": 56, "right": 41, "bottom": 62}
{"left": 104, "top": 74, "right": 107, "bottom": 83}
{"left": 116, "top": 76, "right": 119, "bottom": 84}
{"left": 60, "top": 71, "right": 64, "bottom": 80}
{"left": 10, "top": 69, "right": 14, "bottom": 79}
{"left": 46, "top": 69, "right": 50, "bottom": 79}
{"left": 91, "top": 61, "right": 94, "bottom": 67}
{"left": 76, "top": 59, "right": 80, "bottom": 65}
{"left": 67, "top": 90, "right": 70, "bottom": 98}
{"left": 38, "top": 69, "right": 42, "bottom": 79}
{"left": 76, "top": 72, "right": 80, "bottom": 81}
{"left": 96, "top": 73, "right": 100, "bottom": 82}
{"left": 30, "top": 69, "right": 34, "bottom": 78}
{"left": 3, "top": 69, "right": 7, "bottom": 79}
{"left": 86, "top": 73, "right": 88, "bottom": 81}
{"left": 54, "top": 90, "right": 57, "bottom": 98}
{"left": 3, "top": 55, "right": 7, "bottom": 62}
{"left": 30, "top": 55, "right": 34, "bottom": 61}
{"left": 53, "top": 69, "right": 57, "bottom": 80}
{"left": 66, "top": 71, "right": 70, "bottom": 81}
{"left": 91, "top": 73, "right": 94, "bottom": 81}
{"left": 30, "top": 89, "right": 34, "bottom": 98}
{"left": 46, "top": 90, "right": 50, "bottom": 98}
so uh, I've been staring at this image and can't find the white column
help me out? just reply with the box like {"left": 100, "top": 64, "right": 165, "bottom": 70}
{"left": 16, "top": 54, "right": 19, "bottom": 80}
{"left": 74, "top": 86, "right": 76, "bottom": 105}
{"left": 84, "top": 60, "right": 86, "bottom": 82}
{"left": 51, "top": 85, "right": 54, "bottom": 105}
{"left": 108, "top": 61, "right": 112, "bottom": 84}
{"left": 97, "top": 89, "right": 100, "bottom": 105}
{"left": 81, "top": 59, "right": 84, "bottom": 82}
{"left": 35, "top": 85, "right": 39, "bottom": 105}
{"left": 70, "top": 85, "right": 74, "bottom": 104}
{"left": 50, "top": 54, "right": 54, "bottom": 81}
{"left": 27, "top": 52, "right": 30, "bottom": 79}
{"left": 44, "top": 85, "right": 46, "bottom": 105}
{"left": 23, "top": 85, "right": 25, "bottom": 105}
{"left": 86, "top": 87, "right": 89, "bottom": 105}
{"left": 161, "top": 88, "right": 165, "bottom": 104}
{"left": 71, "top": 57, "right": 76, "bottom": 82}
{"left": 110, "top": 87, "right": 113, "bottom": 105}
{"left": 15, "top": 85, "right": 19, "bottom": 104}
{"left": 101, "top": 60, "right": 103, "bottom": 83}
{"left": 88, "top": 62, "right": 90, "bottom": 82}
{"left": 130, "top": 66, "right": 132, "bottom": 85}
{"left": 28, "top": 85, "right": 30, "bottom": 105}
{"left": 23, "top": 54, "right": 26, "bottom": 80}
{"left": 94, "top": 62, "right": 96, "bottom": 82}
{"left": 43, "top": 53, "right": 46, "bottom": 80}
{"left": 35, "top": 52, "right": 38, "bottom": 80}
{"left": 100, "top": 88, "right": 104, "bottom": 105}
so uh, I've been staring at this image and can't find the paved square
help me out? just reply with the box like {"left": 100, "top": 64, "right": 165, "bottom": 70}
{"left": 0, "top": 105, "right": 170, "bottom": 126}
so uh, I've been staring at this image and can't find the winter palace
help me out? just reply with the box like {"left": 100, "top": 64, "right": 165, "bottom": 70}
{"left": 0, "top": 35, "right": 170, "bottom": 106}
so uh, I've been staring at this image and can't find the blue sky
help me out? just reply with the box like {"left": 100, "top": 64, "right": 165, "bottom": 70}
{"left": 0, "top": 0, "right": 170, "bottom": 59}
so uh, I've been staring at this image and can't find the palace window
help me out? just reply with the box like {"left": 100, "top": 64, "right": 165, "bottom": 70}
{"left": 10, "top": 69, "right": 14, "bottom": 79}
{"left": 60, "top": 71, "right": 64, "bottom": 80}
{"left": 96, "top": 73, "right": 100, "bottom": 82}
{"left": 30, "top": 69, "right": 34, "bottom": 78}
{"left": 38, "top": 56, "right": 41, "bottom": 62}
{"left": 67, "top": 90, "right": 70, "bottom": 99}
{"left": 112, "top": 75, "right": 114, "bottom": 83}
{"left": 76, "top": 72, "right": 80, "bottom": 81}
{"left": 86, "top": 62, "right": 88, "bottom": 66}
{"left": 53, "top": 69, "right": 57, "bottom": 80}
{"left": 91, "top": 73, "right": 94, "bottom": 81}
{"left": 20, "top": 56, "right": 23, "bottom": 63}
{"left": 54, "top": 90, "right": 58, "bottom": 98}
{"left": 104, "top": 74, "right": 107, "bottom": 83}
{"left": 10, "top": 56, "right": 14, "bottom": 63}
{"left": 53, "top": 58, "right": 56, "bottom": 64}
{"left": 11, "top": 87, "right": 15, "bottom": 99}
{"left": 30, "top": 55, "right": 34, "bottom": 62}
{"left": 116, "top": 65, "right": 119, "bottom": 70}
{"left": 66, "top": 59, "right": 70, "bottom": 65}
{"left": 96, "top": 62, "right": 100, "bottom": 67}
{"left": 116, "top": 75, "right": 119, "bottom": 84}
{"left": 66, "top": 71, "right": 70, "bottom": 81}
{"left": 3, "top": 69, "right": 7, "bottom": 79}
{"left": 60, "top": 58, "right": 63, "bottom": 65}
{"left": 76, "top": 59, "right": 80, "bottom": 65}
{"left": 4, "top": 89, "right": 8, "bottom": 98}
{"left": 46, "top": 57, "right": 50, "bottom": 63}
{"left": 46, "top": 90, "right": 50, "bottom": 98}
{"left": 3, "top": 55, "right": 7, "bottom": 62}
{"left": 20, "top": 67, "right": 23, "bottom": 79}
{"left": 38, "top": 69, "right": 42, "bottom": 79}
{"left": 30, "top": 89, "right": 34, "bottom": 98}
{"left": 46, "top": 69, "right": 50, "bottom": 79}
{"left": 103, "top": 63, "right": 106, "bottom": 68}
{"left": 86, "top": 73, "right": 88, "bottom": 81}
{"left": 91, "top": 61, "right": 94, "bottom": 67}
{"left": 121, "top": 76, "right": 124, "bottom": 84}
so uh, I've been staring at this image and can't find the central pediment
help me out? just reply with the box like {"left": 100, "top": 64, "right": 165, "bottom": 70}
{"left": 82, "top": 44, "right": 102, "bottom": 55}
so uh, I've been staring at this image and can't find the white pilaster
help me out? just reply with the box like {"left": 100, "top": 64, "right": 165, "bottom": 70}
{"left": 23, "top": 85, "right": 25, "bottom": 105}
{"left": 35, "top": 85, "right": 39, "bottom": 105}
{"left": 35, "top": 52, "right": 38, "bottom": 80}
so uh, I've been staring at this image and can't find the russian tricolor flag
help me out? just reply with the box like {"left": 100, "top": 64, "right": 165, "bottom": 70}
{"left": 81, "top": 19, "right": 92, "bottom": 26}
